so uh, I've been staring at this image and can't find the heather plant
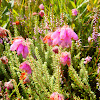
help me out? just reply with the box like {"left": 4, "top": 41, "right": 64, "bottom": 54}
{"left": 0, "top": 0, "right": 100, "bottom": 100}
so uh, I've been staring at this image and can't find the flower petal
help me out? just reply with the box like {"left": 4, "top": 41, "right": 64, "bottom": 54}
{"left": 22, "top": 46, "right": 29, "bottom": 59}
{"left": 51, "top": 29, "right": 60, "bottom": 40}
{"left": 10, "top": 39, "right": 22, "bottom": 51}
{"left": 60, "top": 28, "right": 67, "bottom": 40}
{"left": 17, "top": 44, "right": 24, "bottom": 55}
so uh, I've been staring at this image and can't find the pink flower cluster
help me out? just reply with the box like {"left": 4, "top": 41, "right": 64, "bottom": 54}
{"left": 43, "top": 25, "right": 78, "bottom": 48}
{"left": 84, "top": 56, "right": 92, "bottom": 64}
{"left": 50, "top": 92, "right": 64, "bottom": 100}
{"left": 10, "top": 37, "right": 29, "bottom": 59}
{"left": 60, "top": 52, "right": 71, "bottom": 66}
{"left": 19, "top": 61, "right": 32, "bottom": 74}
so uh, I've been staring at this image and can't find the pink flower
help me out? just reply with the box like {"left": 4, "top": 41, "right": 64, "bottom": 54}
{"left": 97, "top": 63, "right": 100, "bottom": 74}
{"left": 65, "top": 27, "right": 78, "bottom": 40}
{"left": 52, "top": 36, "right": 62, "bottom": 46}
{"left": 0, "top": 38, "right": 3, "bottom": 44}
{"left": 99, "top": 26, "right": 100, "bottom": 29}
{"left": 4, "top": 80, "right": 13, "bottom": 90}
{"left": 19, "top": 61, "right": 32, "bottom": 74}
{"left": 0, "top": 87, "right": 1, "bottom": 92}
{"left": 85, "top": 56, "right": 92, "bottom": 62}
{"left": 32, "top": 12, "right": 37, "bottom": 16}
{"left": 51, "top": 28, "right": 61, "bottom": 40}
{"left": 50, "top": 92, "right": 64, "bottom": 100}
{"left": 10, "top": 37, "right": 29, "bottom": 59}
{"left": 39, "top": 4, "right": 44, "bottom": 10}
{"left": 88, "top": 36, "right": 93, "bottom": 43}
{"left": 0, "top": 56, "right": 8, "bottom": 64}
{"left": 39, "top": 10, "right": 44, "bottom": 17}
{"left": 60, "top": 37, "right": 72, "bottom": 48}
{"left": 0, "top": 27, "right": 7, "bottom": 38}
{"left": 53, "top": 25, "right": 78, "bottom": 47}
{"left": 43, "top": 25, "right": 78, "bottom": 48}
{"left": 84, "top": 56, "right": 92, "bottom": 64}
{"left": 60, "top": 28, "right": 68, "bottom": 40}
{"left": 72, "top": 9, "right": 78, "bottom": 16}
{"left": 52, "top": 46, "right": 59, "bottom": 54}
{"left": 60, "top": 52, "right": 71, "bottom": 66}
{"left": 75, "top": 39, "right": 82, "bottom": 47}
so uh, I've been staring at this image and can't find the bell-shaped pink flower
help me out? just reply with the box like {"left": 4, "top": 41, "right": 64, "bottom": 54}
{"left": 17, "top": 44, "right": 24, "bottom": 55}
{"left": 60, "top": 52, "right": 71, "bottom": 66}
{"left": 10, "top": 37, "right": 29, "bottom": 59}
{"left": 52, "top": 46, "right": 59, "bottom": 54}
{"left": 39, "top": 4, "right": 44, "bottom": 10}
{"left": 88, "top": 36, "right": 93, "bottom": 43}
{"left": 4, "top": 80, "right": 13, "bottom": 90}
{"left": 72, "top": 9, "right": 78, "bottom": 16}
{"left": 50, "top": 92, "right": 64, "bottom": 100}
{"left": 0, "top": 27, "right": 7, "bottom": 38}
{"left": 39, "top": 10, "right": 44, "bottom": 17}
{"left": 84, "top": 56, "right": 92, "bottom": 64}
{"left": 19, "top": 61, "right": 32, "bottom": 74}
{"left": 0, "top": 56, "right": 8, "bottom": 64}
{"left": 43, "top": 25, "right": 78, "bottom": 48}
